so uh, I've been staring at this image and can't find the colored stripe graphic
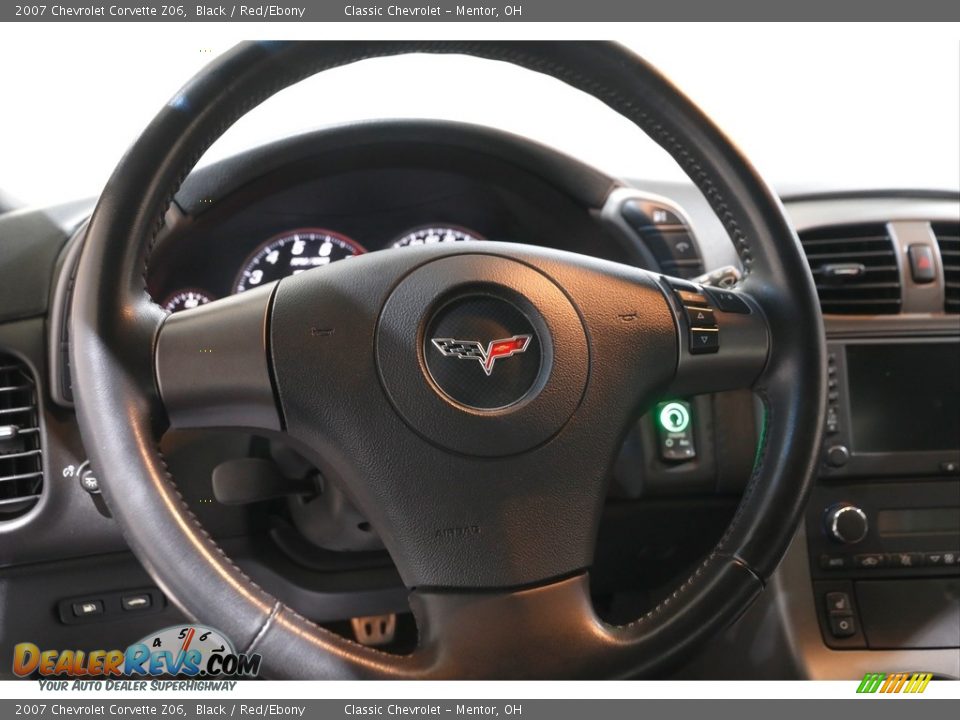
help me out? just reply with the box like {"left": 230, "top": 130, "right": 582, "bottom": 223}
{"left": 857, "top": 672, "right": 932, "bottom": 693}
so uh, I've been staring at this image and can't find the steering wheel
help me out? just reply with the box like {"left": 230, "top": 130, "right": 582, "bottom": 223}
{"left": 70, "top": 42, "right": 825, "bottom": 679}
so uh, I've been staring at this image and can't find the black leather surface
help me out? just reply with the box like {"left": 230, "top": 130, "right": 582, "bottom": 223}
{"left": 70, "top": 41, "right": 824, "bottom": 678}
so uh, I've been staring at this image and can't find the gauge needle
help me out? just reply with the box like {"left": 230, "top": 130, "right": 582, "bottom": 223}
{"left": 180, "top": 627, "right": 195, "bottom": 654}
{"left": 173, "top": 627, "right": 196, "bottom": 674}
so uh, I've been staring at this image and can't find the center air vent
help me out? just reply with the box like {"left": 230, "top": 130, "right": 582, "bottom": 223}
{"left": 933, "top": 222, "right": 959, "bottom": 313}
{"left": 0, "top": 354, "right": 43, "bottom": 518}
{"left": 799, "top": 223, "right": 902, "bottom": 314}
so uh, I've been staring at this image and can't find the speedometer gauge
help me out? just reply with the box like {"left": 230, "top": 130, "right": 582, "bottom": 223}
{"left": 391, "top": 225, "right": 484, "bottom": 248}
{"left": 163, "top": 289, "right": 214, "bottom": 313}
{"left": 235, "top": 229, "right": 365, "bottom": 293}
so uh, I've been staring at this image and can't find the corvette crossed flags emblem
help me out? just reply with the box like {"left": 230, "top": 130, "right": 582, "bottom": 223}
{"left": 431, "top": 335, "right": 532, "bottom": 376}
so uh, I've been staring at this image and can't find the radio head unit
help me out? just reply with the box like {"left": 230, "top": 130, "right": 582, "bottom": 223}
{"left": 822, "top": 338, "right": 960, "bottom": 478}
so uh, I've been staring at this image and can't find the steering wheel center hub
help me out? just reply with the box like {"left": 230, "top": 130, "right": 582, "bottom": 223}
{"left": 424, "top": 293, "right": 544, "bottom": 410}
{"left": 376, "top": 253, "right": 588, "bottom": 456}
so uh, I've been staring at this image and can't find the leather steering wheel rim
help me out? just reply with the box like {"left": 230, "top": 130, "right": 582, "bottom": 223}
{"left": 70, "top": 41, "right": 825, "bottom": 679}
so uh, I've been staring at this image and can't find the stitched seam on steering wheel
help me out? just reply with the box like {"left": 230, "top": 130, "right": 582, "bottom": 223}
{"left": 148, "top": 444, "right": 277, "bottom": 609}
{"left": 612, "top": 551, "right": 719, "bottom": 630}
{"left": 455, "top": 43, "right": 755, "bottom": 277}
{"left": 148, "top": 442, "right": 411, "bottom": 662}
{"left": 279, "top": 603, "right": 414, "bottom": 662}
{"left": 244, "top": 601, "right": 281, "bottom": 655}
{"left": 141, "top": 43, "right": 755, "bottom": 286}
{"left": 716, "top": 387, "right": 772, "bottom": 552}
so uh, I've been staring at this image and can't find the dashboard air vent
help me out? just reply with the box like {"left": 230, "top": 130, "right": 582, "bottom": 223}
{"left": 0, "top": 354, "right": 43, "bottom": 517}
{"left": 799, "top": 223, "right": 901, "bottom": 314}
{"left": 933, "top": 222, "right": 959, "bottom": 313}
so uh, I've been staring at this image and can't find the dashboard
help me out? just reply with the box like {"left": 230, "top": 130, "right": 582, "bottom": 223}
{"left": 156, "top": 222, "right": 485, "bottom": 312}
{"left": 0, "top": 120, "right": 958, "bottom": 680}
{"left": 145, "top": 130, "right": 635, "bottom": 316}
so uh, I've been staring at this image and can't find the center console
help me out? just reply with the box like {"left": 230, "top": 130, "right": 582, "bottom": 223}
{"left": 806, "top": 337, "right": 960, "bottom": 651}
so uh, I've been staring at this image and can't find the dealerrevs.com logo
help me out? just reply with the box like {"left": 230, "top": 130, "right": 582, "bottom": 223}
{"left": 13, "top": 625, "right": 261, "bottom": 680}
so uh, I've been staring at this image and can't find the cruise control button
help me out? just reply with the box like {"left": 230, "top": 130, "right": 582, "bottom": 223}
{"left": 704, "top": 287, "right": 751, "bottom": 314}
{"left": 828, "top": 613, "right": 857, "bottom": 638}
{"left": 689, "top": 328, "right": 719, "bottom": 354}
{"left": 685, "top": 306, "right": 716, "bottom": 328}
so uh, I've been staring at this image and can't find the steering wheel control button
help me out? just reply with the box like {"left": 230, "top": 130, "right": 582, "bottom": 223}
{"left": 425, "top": 296, "right": 541, "bottom": 410}
{"left": 656, "top": 400, "right": 696, "bottom": 462}
{"left": 663, "top": 276, "right": 699, "bottom": 292}
{"left": 826, "top": 504, "right": 868, "bottom": 544}
{"left": 704, "top": 287, "right": 751, "bottom": 314}
{"left": 654, "top": 232, "right": 699, "bottom": 262}
{"left": 907, "top": 244, "right": 936, "bottom": 284}
{"left": 689, "top": 328, "right": 720, "bottom": 354}
{"left": 621, "top": 198, "right": 685, "bottom": 231}
{"left": 77, "top": 460, "right": 100, "bottom": 494}
{"left": 684, "top": 306, "right": 716, "bottom": 328}
{"left": 71, "top": 600, "right": 103, "bottom": 618}
{"left": 676, "top": 289, "right": 709, "bottom": 307}
{"left": 828, "top": 612, "right": 857, "bottom": 638}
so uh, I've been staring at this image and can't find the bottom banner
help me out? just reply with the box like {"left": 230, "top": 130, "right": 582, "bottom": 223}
{"left": 1, "top": 699, "right": 957, "bottom": 720}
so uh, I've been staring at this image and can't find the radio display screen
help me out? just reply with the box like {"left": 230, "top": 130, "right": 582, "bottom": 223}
{"left": 877, "top": 508, "right": 960, "bottom": 537}
{"left": 847, "top": 342, "right": 960, "bottom": 453}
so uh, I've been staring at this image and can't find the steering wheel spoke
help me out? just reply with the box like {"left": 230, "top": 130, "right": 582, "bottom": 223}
{"left": 154, "top": 284, "right": 282, "bottom": 432}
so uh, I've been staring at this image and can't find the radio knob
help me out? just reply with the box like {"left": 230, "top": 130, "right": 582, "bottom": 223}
{"left": 826, "top": 504, "right": 869, "bottom": 544}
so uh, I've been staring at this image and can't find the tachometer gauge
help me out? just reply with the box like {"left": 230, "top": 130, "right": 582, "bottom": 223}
{"left": 163, "top": 289, "right": 214, "bottom": 313}
{"left": 235, "top": 229, "right": 366, "bottom": 293}
{"left": 391, "top": 225, "right": 484, "bottom": 248}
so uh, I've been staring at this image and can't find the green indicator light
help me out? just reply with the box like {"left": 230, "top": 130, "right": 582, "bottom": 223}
{"left": 659, "top": 402, "right": 690, "bottom": 433}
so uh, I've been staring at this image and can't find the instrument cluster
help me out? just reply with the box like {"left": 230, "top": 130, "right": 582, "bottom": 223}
{"left": 157, "top": 224, "right": 485, "bottom": 313}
